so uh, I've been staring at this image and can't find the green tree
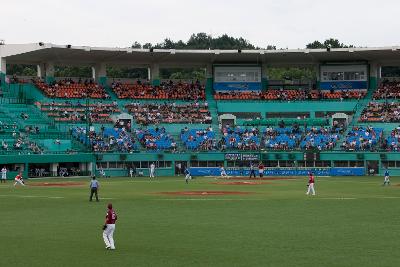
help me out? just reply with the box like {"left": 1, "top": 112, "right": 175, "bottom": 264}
{"left": 106, "top": 67, "right": 148, "bottom": 79}
{"left": 268, "top": 67, "right": 316, "bottom": 81}
{"left": 7, "top": 64, "right": 37, "bottom": 76}
{"left": 306, "top": 38, "right": 354, "bottom": 49}
{"left": 54, "top": 66, "right": 92, "bottom": 77}
{"left": 131, "top": 41, "right": 142, "bottom": 48}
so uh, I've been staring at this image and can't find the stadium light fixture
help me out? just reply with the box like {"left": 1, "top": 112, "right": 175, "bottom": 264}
{"left": 260, "top": 51, "right": 265, "bottom": 55}
{"left": 170, "top": 49, "right": 176, "bottom": 54}
{"left": 84, "top": 46, "right": 91, "bottom": 52}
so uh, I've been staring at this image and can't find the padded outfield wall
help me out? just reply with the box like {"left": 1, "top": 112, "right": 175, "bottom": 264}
{"left": 1, "top": 151, "right": 399, "bottom": 178}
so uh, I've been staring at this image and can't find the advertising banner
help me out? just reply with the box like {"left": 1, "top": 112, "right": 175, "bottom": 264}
{"left": 189, "top": 167, "right": 365, "bottom": 176}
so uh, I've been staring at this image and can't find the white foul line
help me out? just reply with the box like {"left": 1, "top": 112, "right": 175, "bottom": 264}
{"left": 0, "top": 194, "right": 65, "bottom": 199}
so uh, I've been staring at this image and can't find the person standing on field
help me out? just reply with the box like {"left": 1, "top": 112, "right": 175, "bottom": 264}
{"left": 306, "top": 172, "right": 316, "bottom": 196}
{"left": 184, "top": 167, "right": 192, "bottom": 184}
{"left": 89, "top": 176, "right": 99, "bottom": 202}
{"left": 383, "top": 168, "right": 390, "bottom": 186}
{"left": 258, "top": 162, "right": 265, "bottom": 178}
{"left": 249, "top": 163, "right": 256, "bottom": 179}
{"left": 149, "top": 162, "right": 155, "bottom": 179}
{"left": 1, "top": 166, "right": 7, "bottom": 183}
{"left": 103, "top": 203, "right": 117, "bottom": 250}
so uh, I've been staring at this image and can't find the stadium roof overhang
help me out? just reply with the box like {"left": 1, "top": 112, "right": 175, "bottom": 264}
{"left": 2, "top": 43, "right": 400, "bottom": 67}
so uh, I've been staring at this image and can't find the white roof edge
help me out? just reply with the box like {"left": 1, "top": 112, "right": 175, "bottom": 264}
{"left": 2, "top": 43, "right": 400, "bottom": 59}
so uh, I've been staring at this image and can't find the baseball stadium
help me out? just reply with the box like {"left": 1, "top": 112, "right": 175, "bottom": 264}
{"left": 1, "top": 41, "right": 400, "bottom": 265}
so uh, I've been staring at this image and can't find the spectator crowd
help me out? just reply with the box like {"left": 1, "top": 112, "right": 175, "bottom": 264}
{"left": 214, "top": 89, "right": 365, "bottom": 101}
{"left": 33, "top": 78, "right": 109, "bottom": 99}
{"left": 126, "top": 102, "right": 212, "bottom": 125}
{"left": 112, "top": 80, "right": 205, "bottom": 100}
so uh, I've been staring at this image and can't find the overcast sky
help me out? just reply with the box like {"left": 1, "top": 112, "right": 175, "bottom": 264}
{"left": 1, "top": 0, "right": 399, "bottom": 49}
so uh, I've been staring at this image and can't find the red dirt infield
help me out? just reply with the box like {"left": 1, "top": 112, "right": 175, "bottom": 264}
{"left": 29, "top": 182, "right": 85, "bottom": 187}
{"left": 157, "top": 191, "right": 253, "bottom": 196}
{"left": 212, "top": 181, "right": 271, "bottom": 185}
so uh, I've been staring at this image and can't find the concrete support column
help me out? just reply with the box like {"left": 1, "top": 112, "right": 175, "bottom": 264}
{"left": 314, "top": 64, "right": 320, "bottom": 89}
{"left": 0, "top": 57, "right": 6, "bottom": 86}
{"left": 79, "top": 162, "right": 89, "bottom": 175}
{"left": 369, "top": 62, "right": 379, "bottom": 91}
{"left": 261, "top": 63, "right": 268, "bottom": 90}
{"left": 37, "top": 63, "right": 46, "bottom": 78}
{"left": 50, "top": 163, "right": 59, "bottom": 176}
{"left": 93, "top": 63, "right": 107, "bottom": 86}
{"left": 150, "top": 63, "right": 160, "bottom": 86}
{"left": 45, "top": 62, "right": 55, "bottom": 84}
{"left": 205, "top": 63, "right": 213, "bottom": 93}
{"left": 89, "top": 162, "right": 94, "bottom": 176}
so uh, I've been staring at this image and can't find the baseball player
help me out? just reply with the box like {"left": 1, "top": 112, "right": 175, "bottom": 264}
{"left": 1, "top": 166, "right": 7, "bottom": 183}
{"left": 149, "top": 162, "right": 155, "bottom": 179}
{"left": 220, "top": 166, "right": 228, "bottom": 178}
{"left": 258, "top": 162, "right": 265, "bottom": 178}
{"left": 249, "top": 163, "right": 256, "bottom": 179}
{"left": 103, "top": 203, "right": 117, "bottom": 250}
{"left": 383, "top": 169, "right": 390, "bottom": 186}
{"left": 306, "top": 172, "right": 316, "bottom": 196}
{"left": 14, "top": 172, "right": 25, "bottom": 187}
{"left": 99, "top": 168, "right": 107, "bottom": 178}
{"left": 89, "top": 176, "right": 99, "bottom": 202}
{"left": 129, "top": 168, "right": 134, "bottom": 178}
{"left": 184, "top": 167, "right": 192, "bottom": 184}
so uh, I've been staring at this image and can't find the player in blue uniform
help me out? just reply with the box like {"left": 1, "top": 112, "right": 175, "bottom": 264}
{"left": 383, "top": 169, "right": 390, "bottom": 186}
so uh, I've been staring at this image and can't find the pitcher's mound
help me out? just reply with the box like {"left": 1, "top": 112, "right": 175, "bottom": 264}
{"left": 157, "top": 191, "right": 253, "bottom": 196}
{"left": 212, "top": 181, "right": 270, "bottom": 185}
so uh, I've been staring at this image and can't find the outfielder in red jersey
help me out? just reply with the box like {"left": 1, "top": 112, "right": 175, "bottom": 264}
{"left": 306, "top": 172, "right": 316, "bottom": 196}
{"left": 14, "top": 172, "right": 25, "bottom": 187}
{"left": 103, "top": 203, "right": 117, "bottom": 250}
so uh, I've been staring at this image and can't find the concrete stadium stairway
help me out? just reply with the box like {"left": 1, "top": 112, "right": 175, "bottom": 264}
{"left": 205, "top": 88, "right": 221, "bottom": 140}
{"left": 333, "top": 88, "right": 376, "bottom": 149}
{"left": 104, "top": 86, "right": 119, "bottom": 100}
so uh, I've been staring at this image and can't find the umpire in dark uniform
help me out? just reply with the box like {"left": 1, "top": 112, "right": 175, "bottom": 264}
{"left": 89, "top": 176, "right": 99, "bottom": 202}
{"left": 249, "top": 162, "right": 256, "bottom": 178}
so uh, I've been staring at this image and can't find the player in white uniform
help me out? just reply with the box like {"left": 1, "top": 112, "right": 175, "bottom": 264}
{"left": 184, "top": 168, "right": 192, "bottom": 184}
{"left": 220, "top": 166, "right": 228, "bottom": 177}
{"left": 1, "top": 167, "right": 7, "bottom": 183}
{"left": 149, "top": 162, "right": 155, "bottom": 179}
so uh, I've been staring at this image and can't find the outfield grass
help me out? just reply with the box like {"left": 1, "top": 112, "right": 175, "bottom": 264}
{"left": 1, "top": 176, "right": 400, "bottom": 267}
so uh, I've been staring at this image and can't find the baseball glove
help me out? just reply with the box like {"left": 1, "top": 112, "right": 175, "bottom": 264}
{"left": 102, "top": 224, "right": 107, "bottom": 230}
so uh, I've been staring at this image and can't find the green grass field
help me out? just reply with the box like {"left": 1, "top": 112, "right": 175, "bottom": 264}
{"left": 1, "top": 175, "right": 400, "bottom": 267}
